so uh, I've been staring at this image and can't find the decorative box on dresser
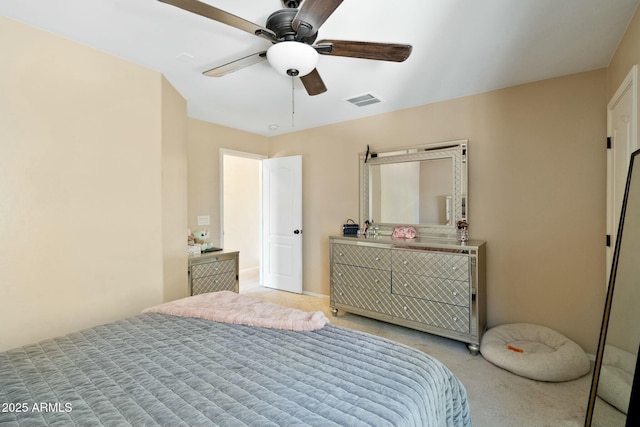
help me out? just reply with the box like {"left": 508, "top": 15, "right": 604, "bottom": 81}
{"left": 330, "top": 235, "right": 486, "bottom": 354}
{"left": 188, "top": 251, "right": 239, "bottom": 295}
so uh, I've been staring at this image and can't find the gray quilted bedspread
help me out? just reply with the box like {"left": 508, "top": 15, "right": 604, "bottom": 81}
{"left": 0, "top": 313, "right": 471, "bottom": 427}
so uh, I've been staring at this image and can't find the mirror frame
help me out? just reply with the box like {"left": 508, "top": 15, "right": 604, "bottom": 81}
{"left": 359, "top": 139, "right": 468, "bottom": 237}
{"left": 585, "top": 148, "right": 640, "bottom": 426}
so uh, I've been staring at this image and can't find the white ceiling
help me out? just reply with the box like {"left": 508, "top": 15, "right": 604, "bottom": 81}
{"left": 1, "top": 0, "right": 638, "bottom": 136}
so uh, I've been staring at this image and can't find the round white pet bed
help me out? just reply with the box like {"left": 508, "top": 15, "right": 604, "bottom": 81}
{"left": 480, "top": 323, "right": 590, "bottom": 382}
{"left": 597, "top": 344, "right": 635, "bottom": 414}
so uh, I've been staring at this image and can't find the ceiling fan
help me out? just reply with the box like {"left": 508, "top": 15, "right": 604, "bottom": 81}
{"left": 158, "top": 0, "right": 413, "bottom": 96}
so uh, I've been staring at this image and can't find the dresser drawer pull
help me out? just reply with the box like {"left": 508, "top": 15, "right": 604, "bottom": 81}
{"left": 374, "top": 279, "right": 380, "bottom": 283}
{"left": 403, "top": 306, "right": 409, "bottom": 311}
{"left": 452, "top": 316, "right": 458, "bottom": 322}
{"left": 452, "top": 291, "right": 458, "bottom": 296}
{"left": 402, "top": 260, "right": 408, "bottom": 265}
{"left": 338, "top": 252, "right": 344, "bottom": 256}
{"left": 452, "top": 266, "right": 458, "bottom": 271}
{"left": 403, "top": 283, "right": 409, "bottom": 287}
{"left": 374, "top": 257, "right": 380, "bottom": 261}
{"left": 376, "top": 299, "right": 381, "bottom": 304}
{"left": 337, "top": 272, "right": 343, "bottom": 277}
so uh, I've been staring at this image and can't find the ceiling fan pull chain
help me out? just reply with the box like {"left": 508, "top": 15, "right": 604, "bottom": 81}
{"left": 291, "top": 76, "right": 295, "bottom": 128}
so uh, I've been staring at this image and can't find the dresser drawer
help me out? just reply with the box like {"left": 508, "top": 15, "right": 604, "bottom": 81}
{"left": 392, "top": 249, "right": 469, "bottom": 281}
{"left": 392, "top": 273, "right": 469, "bottom": 307}
{"left": 333, "top": 243, "right": 391, "bottom": 270}
{"left": 332, "top": 264, "right": 391, "bottom": 293}
{"left": 392, "top": 295, "right": 470, "bottom": 334}
{"left": 333, "top": 283, "right": 394, "bottom": 316}
{"left": 191, "top": 259, "right": 235, "bottom": 279}
{"left": 191, "top": 271, "right": 236, "bottom": 295}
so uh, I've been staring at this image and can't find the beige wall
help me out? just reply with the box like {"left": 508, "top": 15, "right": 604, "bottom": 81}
{"left": 161, "top": 77, "right": 189, "bottom": 302}
{"left": 608, "top": 6, "right": 640, "bottom": 99}
{"left": 0, "top": 17, "right": 187, "bottom": 351}
{"left": 187, "top": 118, "right": 268, "bottom": 247}
{"left": 267, "top": 70, "right": 607, "bottom": 353}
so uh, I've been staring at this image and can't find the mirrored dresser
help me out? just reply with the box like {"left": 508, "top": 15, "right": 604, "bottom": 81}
{"left": 330, "top": 236, "right": 486, "bottom": 354}
{"left": 332, "top": 139, "right": 486, "bottom": 353}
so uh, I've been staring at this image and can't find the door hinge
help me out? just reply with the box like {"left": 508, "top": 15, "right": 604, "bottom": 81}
{"left": 607, "top": 137, "right": 612, "bottom": 149}
{"left": 606, "top": 234, "right": 611, "bottom": 247}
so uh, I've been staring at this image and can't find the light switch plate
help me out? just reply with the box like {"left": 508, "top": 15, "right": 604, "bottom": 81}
{"left": 197, "top": 215, "right": 210, "bottom": 226}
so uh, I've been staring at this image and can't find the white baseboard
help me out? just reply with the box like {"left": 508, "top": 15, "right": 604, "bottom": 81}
{"left": 302, "top": 291, "right": 329, "bottom": 299}
{"left": 239, "top": 266, "right": 259, "bottom": 276}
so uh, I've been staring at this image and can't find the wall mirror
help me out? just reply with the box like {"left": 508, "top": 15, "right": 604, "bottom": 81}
{"left": 586, "top": 148, "right": 640, "bottom": 426}
{"left": 360, "top": 139, "right": 467, "bottom": 237}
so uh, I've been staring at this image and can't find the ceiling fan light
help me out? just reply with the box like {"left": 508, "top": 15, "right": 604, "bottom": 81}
{"left": 267, "top": 42, "right": 318, "bottom": 77}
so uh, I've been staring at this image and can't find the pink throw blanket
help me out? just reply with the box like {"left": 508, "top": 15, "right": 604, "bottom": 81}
{"left": 142, "top": 291, "right": 329, "bottom": 331}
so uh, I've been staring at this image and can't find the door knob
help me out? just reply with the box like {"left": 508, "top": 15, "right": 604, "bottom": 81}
{"left": 294, "top": 229, "right": 302, "bottom": 234}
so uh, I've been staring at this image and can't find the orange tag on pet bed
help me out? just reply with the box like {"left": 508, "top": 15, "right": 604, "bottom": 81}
{"left": 507, "top": 345, "right": 524, "bottom": 353}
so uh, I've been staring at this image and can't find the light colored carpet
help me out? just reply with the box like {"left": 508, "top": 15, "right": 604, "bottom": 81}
{"left": 243, "top": 287, "right": 592, "bottom": 427}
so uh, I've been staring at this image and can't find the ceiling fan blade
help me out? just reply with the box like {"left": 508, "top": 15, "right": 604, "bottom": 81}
{"left": 316, "top": 40, "right": 412, "bottom": 62}
{"left": 202, "top": 52, "right": 267, "bottom": 77}
{"left": 300, "top": 69, "right": 327, "bottom": 96}
{"left": 158, "top": 0, "right": 277, "bottom": 42}
{"left": 292, "top": 0, "right": 343, "bottom": 38}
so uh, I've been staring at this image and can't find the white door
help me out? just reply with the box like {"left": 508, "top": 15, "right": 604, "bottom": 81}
{"left": 261, "top": 155, "right": 303, "bottom": 293}
{"left": 607, "top": 65, "right": 638, "bottom": 281}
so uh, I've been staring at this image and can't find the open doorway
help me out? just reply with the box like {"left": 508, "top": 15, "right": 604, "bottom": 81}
{"left": 221, "top": 149, "right": 266, "bottom": 293}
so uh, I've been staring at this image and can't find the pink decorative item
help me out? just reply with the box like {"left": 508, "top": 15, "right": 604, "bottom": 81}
{"left": 392, "top": 226, "right": 417, "bottom": 239}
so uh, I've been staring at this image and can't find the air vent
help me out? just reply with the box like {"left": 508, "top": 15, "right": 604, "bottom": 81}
{"left": 345, "top": 93, "right": 382, "bottom": 107}
{"left": 175, "top": 52, "right": 194, "bottom": 62}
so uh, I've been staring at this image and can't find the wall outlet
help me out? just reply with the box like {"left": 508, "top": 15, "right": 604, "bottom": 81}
{"left": 197, "top": 215, "right": 210, "bottom": 226}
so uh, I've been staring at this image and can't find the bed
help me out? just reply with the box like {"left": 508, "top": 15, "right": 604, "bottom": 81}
{"left": 0, "top": 292, "right": 471, "bottom": 427}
